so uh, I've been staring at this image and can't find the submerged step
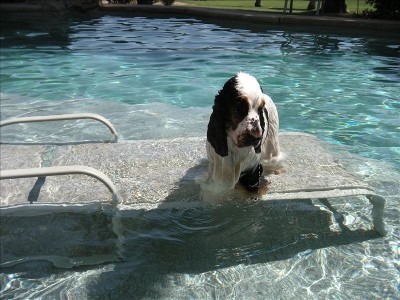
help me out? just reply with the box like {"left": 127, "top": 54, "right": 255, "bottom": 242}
{"left": 0, "top": 133, "right": 387, "bottom": 268}
{"left": 1, "top": 137, "right": 206, "bottom": 212}
{"left": 1, "top": 133, "right": 378, "bottom": 213}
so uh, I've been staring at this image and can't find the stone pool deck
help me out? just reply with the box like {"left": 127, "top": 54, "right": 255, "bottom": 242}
{"left": 1, "top": 3, "right": 399, "bottom": 31}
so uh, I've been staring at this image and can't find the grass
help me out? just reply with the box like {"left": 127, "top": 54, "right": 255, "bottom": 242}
{"left": 177, "top": 0, "right": 373, "bottom": 16}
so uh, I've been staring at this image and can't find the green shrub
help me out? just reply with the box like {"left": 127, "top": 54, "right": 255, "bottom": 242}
{"left": 365, "top": 0, "right": 399, "bottom": 19}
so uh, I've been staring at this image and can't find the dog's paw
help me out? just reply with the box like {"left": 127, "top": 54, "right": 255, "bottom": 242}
{"left": 235, "top": 176, "right": 270, "bottom": 195}
{"left": 256, "top": 177, "right": 270, "bottom": 195}
{"left": 263, "top": 166, "right": 286, "bottom": 175}
{"left": 273, "top": 167, "right": 286, "bottom": 175}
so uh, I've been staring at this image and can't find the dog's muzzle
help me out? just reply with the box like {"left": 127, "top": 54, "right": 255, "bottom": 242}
{"left": 237, "top": 133, "right": 262, "bottom": 148}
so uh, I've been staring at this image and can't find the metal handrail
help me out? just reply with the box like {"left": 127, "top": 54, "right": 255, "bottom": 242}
{"left": 0, "top": 113, "right": 119, "bottom": 142}
{"left": 0, "top": 165, "right": 117, "bottom": 195}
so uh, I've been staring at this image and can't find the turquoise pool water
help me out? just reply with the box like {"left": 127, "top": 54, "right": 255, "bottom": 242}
{"left": 1, "top": 13, "right": 399, "bottom": 299}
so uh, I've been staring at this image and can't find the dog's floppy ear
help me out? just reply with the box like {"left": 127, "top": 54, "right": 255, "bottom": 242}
{"left": 207, "top": 75, "right": 238, "bottom": 157}
{"left": 207, "top": 93, "right": 228, "bottom": 157}
{"left": 254, "top": 107, "right": 268, "bottom": 154}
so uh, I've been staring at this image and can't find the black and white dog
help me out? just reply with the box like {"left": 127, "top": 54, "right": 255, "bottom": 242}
{"left": 206, "top": 72, "right": 283, "bottom": 193}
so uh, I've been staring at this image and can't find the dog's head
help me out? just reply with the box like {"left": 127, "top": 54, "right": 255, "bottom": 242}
{"left": 207, "top": 72, "right": 268, "bottom": 157}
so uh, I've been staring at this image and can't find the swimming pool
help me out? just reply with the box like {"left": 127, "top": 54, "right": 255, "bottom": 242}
{"left": 1, "top": 12, "right": 399, "bottom": 299}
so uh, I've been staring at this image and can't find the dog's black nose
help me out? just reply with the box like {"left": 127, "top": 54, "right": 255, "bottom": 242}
{"left": 250, "top": 120, "right": 262, "bottom": 138}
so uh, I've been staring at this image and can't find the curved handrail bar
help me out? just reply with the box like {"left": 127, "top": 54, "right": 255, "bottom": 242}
{"left": 0, "top": 165, "right": 117, "bottom": 195}
{"left": 0, "top": 113, "right": 119, "bottom": 142}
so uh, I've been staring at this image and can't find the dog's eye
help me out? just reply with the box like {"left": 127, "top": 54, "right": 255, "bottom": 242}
{"left": 232, "top": 100, "right": 247, "bottom": 114}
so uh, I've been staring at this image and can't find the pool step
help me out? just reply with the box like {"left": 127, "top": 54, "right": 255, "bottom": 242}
{"left": 0, "top": 133, "right": 387, "bottom": 268}
{"left": 0, "top": 133, "right": 385, "bottom": 232}
{"left": 1, "top": 137, "right": 206, "bottom": 213}
{"left": 1, "top": 134, "right": 384, "bottom": 214}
